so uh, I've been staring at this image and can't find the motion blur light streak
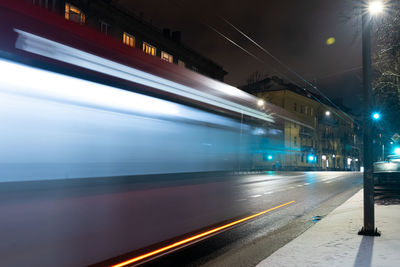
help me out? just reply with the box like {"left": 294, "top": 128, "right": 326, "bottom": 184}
{"left": 0, "top": 59, "right": 180, "bottom": 117}
{"left": 0, "top": 58, "right": 249, "bottom": 128}
{"left": 14, "top": 29, "right": 274, "bottom": 123}
{"left": 0, "top": 57, "right": 268, "bottom": 182}
{"left": 111, "top": 201, "right": 295, "bottom": 267}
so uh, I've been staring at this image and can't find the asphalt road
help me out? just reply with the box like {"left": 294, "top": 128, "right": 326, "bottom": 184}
{"left": 0, "top": 171, "right": 362, "bottom": 267}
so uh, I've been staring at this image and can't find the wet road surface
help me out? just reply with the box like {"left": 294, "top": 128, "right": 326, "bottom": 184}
{"left": 0, "top": 171, "right": 362, "bottom": 266}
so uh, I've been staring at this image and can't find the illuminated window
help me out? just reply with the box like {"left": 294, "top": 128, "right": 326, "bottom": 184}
{"left": 100, "top": 21, "right": 110, "bottom": 35}
{"left": 65, "top": 3, "right": 85, "bottom": 24}
{"left": 178, "top": 60, "right": 185, "bottom": 67}
{"left": 161, "top": 51, "right": 173, "bottom": 63}
{"left": 143, "top": 42, "right": 156, "bottom": 56}
{"left": 123, "top": 32, "right": 135, "bottom": 47}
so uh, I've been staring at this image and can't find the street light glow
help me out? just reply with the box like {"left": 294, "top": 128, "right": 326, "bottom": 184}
{"left": 325, "top": 111, "right": 331, "bottom": 116}
{"left": 347, "top": 158, "right": 353, "bottom": 166}
{"left": 257, "top": 99, "right": 264, "bottom": 107}
{"left": 368, "top": 1, "right": 384, "bottom": 15}
{"left": 372, "top": 112, "right": 381, "bottom": 120}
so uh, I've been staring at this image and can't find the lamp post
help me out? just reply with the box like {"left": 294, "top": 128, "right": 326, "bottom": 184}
{"left": 359, "top": 0, "right": 383, "bottom": 236}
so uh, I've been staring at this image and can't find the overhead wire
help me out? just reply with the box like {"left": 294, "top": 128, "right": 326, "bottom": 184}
{"left": 206, "top": 25, "right": 265, "bottom": 64}
{"left": 207, "top": 22, "right": 352, "bottom": 124}
{"left": 207, "top": 20, "right": 354, "bottom": 124}
{"left": 167, "top": 0, "right": 356, "bottom": 124}
{"left": 220, "top": 17, "right": 357, "bottom": 124}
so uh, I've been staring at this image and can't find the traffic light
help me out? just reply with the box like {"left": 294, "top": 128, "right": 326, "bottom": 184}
{"left": 308, "top": 155, "right": 316, "bottom": 163}
{"left": 264, "top": 154, "right": 273, "bottom": 161}
{"left": 372, "top": 112, "right": 381, "bottom": 120}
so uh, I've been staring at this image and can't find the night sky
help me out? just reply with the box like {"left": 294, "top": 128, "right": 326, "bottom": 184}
{"left": 118, "top": 0, "right": 367, "bottom": 114}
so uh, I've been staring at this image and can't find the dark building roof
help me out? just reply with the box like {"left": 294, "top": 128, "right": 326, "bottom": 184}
{"left": 240, "top": 76, "right": 318, "bottom": 100}
{"left": 31, "top": 0, "right": 227, "bottom": 81}
{"left": 240, "top": 76, "right": 353, "bottom": 114}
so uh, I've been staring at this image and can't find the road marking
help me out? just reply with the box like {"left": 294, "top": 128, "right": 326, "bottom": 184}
{"left": 297, "top": 184, "right": 303, "bottom": 187}
{"left": 236, "top": 198, "right": 247, "bottom": 202}
{"left": 264, "top": 192, "right": 272, "bottom": 195}
{"left": 321, "top": 176, "right": 341, "bottom": 182}
{"left": 304, "top": 183, "right": 310, "bottom": 186}
{"left": 285, "top": 175, "right": 307, "bottom": 178}
{"left": 111, "top": 201, "right": 295, "bottom": 267}
{"left": 325, "top": 181, "right": 332, "bottom": 184}
{"left": 251, "top": 194, "right": 262, "bottom": 198}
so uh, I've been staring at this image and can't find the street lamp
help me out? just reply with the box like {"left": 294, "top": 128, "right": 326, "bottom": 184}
{"left": 359, "top": 0, "right": 384, "bottom": 236}
{"left": 368, "top": 1, "right": 384, "bottom": 15}
{"left": 257, "top": 99, "right": 264, "bottom": 107}
{"left": 325, "top": 111, "right": 331, "bottom": 116}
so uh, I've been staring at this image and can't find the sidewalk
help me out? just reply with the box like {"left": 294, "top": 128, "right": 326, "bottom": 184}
{"left": 257, "top": 189, "right": 400, "bottom": 267}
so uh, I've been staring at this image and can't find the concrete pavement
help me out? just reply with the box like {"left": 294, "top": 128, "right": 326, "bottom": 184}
{"left": 257, "top": 189, "right": 400, "bottom": 267}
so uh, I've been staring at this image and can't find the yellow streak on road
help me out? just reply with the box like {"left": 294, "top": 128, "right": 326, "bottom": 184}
{"left": 111, "top": 200, "right": 295, "bottom": 267}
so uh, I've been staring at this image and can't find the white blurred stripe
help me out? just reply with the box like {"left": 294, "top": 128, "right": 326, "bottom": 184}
{"left": 14, "top": 29, "right": 274, "bottom": 123}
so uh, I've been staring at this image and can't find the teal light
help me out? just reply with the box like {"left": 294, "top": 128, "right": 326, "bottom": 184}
{"left": 372, "top": 112, "right": 381, "bottom": 120}
{"left": 267, "top": 155, "right": 273, "bottom": 160}
{"left": 395, "top": 148, "right": 400, "bottom": 155}
{"left": 308, "top": 155, "right": 315, "bottom": 162}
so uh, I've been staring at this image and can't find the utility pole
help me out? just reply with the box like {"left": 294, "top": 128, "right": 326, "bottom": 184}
{"left": 358, "top": 4, "right": 380, "bottom": 236}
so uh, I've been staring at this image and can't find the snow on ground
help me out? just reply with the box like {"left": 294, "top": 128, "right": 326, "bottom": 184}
{"left": 257, "top": 189, "right": 400, "bottom": 267}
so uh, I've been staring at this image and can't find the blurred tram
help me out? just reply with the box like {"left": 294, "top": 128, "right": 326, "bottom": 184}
{"left": 0, "top": 0, "right": 304, "bottom": 182}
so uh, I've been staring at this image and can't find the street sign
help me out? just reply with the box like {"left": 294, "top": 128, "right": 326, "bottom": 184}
{"left": 391, "top": 133, "right": 400, "bottom": 143}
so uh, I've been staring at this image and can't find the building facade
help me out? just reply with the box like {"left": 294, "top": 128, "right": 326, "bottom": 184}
{"left": 30, "top": 0, "right": 227, "bottom": 81}
{"left": 241, "top": 77, "right": 361, "bottom": 171}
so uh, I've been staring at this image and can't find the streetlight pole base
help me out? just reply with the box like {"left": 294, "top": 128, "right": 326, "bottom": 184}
{"left": 358, "top": 227, "right": 381, "bottom": 236}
